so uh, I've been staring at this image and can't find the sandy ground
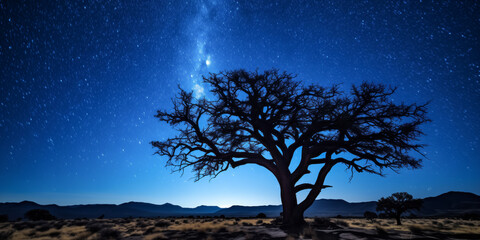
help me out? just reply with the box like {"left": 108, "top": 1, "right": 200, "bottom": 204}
{"left": 0, "top": 217, "right": 479, "bottom": 240}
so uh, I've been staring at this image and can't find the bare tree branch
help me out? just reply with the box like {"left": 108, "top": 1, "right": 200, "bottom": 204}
{"left": 151, "top": 69, "right": 429, "bottom": 226}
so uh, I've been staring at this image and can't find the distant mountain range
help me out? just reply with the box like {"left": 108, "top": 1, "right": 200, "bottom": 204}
{"left": 1, "top": 191, "right": 479, "bottom": 220}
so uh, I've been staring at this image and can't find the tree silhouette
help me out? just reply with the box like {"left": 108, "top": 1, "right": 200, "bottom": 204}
{"left": 24, "top": 209, "right": 56, "bottom": 221}
{"left": 364, "top": 211, "right": 377, "bottom": 222}
{"left": 376, "top": 192, "right": 423, "bottom": 225}
{"left": 151, "top": 69, "right": 429, "bottom": 229}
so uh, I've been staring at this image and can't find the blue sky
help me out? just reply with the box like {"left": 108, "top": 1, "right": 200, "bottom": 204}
{"left": 1, "top": 0, "right": 479, "bottom": 207}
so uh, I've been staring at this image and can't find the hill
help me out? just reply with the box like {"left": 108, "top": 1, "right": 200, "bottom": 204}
{"left": 1, "top": 191, "right": 479, "bottom": 220}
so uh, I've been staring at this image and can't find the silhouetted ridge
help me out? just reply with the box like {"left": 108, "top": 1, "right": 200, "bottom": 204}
{"left": 1, "top": 191, "right": 479, "bottom": 220}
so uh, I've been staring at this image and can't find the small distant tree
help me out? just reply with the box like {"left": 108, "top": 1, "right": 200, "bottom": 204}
{"left": 152, "top": 69, "right": 429, "bottom": 229}
{"left": 363, "top": 211, "right": 377, "bottom": 222}
{"left": 256, "top": 212, "right": 267, "bottom": 218}
{"left": 24, "top": 209, "right": 56, "bottom": 221}
{"left": 376, "top": 192, "right": 422, "bottom": 225}
{"left": 0, "top": 214, "right": 8, "bottom": 222}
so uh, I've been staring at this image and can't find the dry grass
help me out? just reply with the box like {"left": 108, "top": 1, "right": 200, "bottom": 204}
{"left": 0, "top": 217, "right": 277, "bottom": 240}
{"left": 0, "top": 217, "right": 478, "bottom": 239}
{"left": 330, "top": 218, "right": 480, "bottom": 235}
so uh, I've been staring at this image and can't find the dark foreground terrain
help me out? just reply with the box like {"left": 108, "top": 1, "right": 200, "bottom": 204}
{"left": 1, "top": 217, "right": 480, "bottom": 240}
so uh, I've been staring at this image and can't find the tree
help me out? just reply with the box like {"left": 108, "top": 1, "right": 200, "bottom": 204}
{"left": 24, "top": 209, "right": 56, "bottom": 221}
{"left": 376, "top": 192, "right": 423, "bottom": 225}
{"left": 151, "top": 69, "right": 429, "bottom": 229}
{"left": 364, "top": 211, "right": 377, "bottom": 222}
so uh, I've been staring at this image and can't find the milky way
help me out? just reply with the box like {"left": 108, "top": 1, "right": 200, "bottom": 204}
{"left": 0, "top": 1, "right": 479, "bottom": 207}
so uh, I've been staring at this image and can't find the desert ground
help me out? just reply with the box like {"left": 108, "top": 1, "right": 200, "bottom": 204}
{"left": 0, "top": 217, "right": 479, "bottom": 240}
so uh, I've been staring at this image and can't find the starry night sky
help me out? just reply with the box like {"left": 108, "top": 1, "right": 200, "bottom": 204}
{"left": 1, "top": 1, "right": 479, "bottom": 208}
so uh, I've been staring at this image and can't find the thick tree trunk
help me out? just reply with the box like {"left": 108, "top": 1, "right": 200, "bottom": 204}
{"left": 395, "top": 215, "right": 402, "bottom": 225}
{"left": 278, "top": 176, "right": 305, "bottom": 231}
{"left": 282, "top": 206, "right": 306, "bottom": 231}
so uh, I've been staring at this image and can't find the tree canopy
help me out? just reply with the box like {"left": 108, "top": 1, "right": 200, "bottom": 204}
{"left": 151, "top": 69, "right": 429, "bottom": 228}
{"left": 377, "top": 192, "right": 423, "bottom": 225}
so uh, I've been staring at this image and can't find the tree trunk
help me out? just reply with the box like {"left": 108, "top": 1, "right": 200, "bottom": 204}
{"left": 282, "top": 206, "right": 306, "bottom": 231}
{"left": 395, "top": 214, "right": 402, "bottom": 225}
{"left": 278, "top": 176, "right": 305, "bottom": 231}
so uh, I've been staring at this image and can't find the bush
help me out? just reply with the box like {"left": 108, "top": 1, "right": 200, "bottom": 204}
{"left": 54, "top": 221, "right": 65, "bottom": 229}
{"left": 443, "top": 219, "right": 453, "bottom": 224}
{"left": 0, "top": 230, "right": 13, "bottom": 240}
{"left": 24, "top": 209, "right": 56, "bottom": 221}
{"left": 314, "top": 217, "right": 331, "bottom": 226}
{"left": 36, "top": 223, "right": 52, "bottom": 232}
{"left": 49, "top": 231, "right": 61, "bottom": 238}
{"left": 143, "top": 227, "right": 156, "bottom": 235}
{"left": 408, "top": 225, "right": 424, "bottom": 235}
{"left": 98, "top": 228, "right": 121, "bottom": 239}
{"left": 271, "top": 217, "right": 283, "bottom": 225}
{"left": 364, "top": 211, "right": 377, "bottom": 221}
{"left": 375, "top": 226, "right": 388, "bottom": 237}
{"left": 436, "top": 222, "right": 445, "bottom": 229}
{"left": 256, "top": 220, "right": 263, "bottom": 224}
{"left": 256, "top": 213, "right": 267, "bottom": 218}
{"left": 136, "top": 221, "right": 148, "bottom": 228}
{"left": 155, "top": 220, "right": 171, "bottom": 228}
{"left": 85, "top": 222, "right": 111, "bottom": 233}
{"left": 12, "top": 222, "right": 34, "bottom": 231}
{"left": 0, "top": 215, "right": 8, "bottom": 223}
{"left": 334, "top": 220, "right": 348, "bottom": 227}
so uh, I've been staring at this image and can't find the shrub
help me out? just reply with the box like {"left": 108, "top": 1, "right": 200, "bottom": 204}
{"left": 49, "top": 231, "right": 61, "bottom": 238}
{"left": 314, "top": 217, "right": 331, "bottom": 226}
{"left": 54, "top": 221, "right": 65, "bottom": 229}
{"left": 36, "top": 223, "right": 52, "bottom": 232}
{"left": 364, "top": 211, "right": 377, "bottom": 222}
{"left": 24, "top": 209, "right": 56, "bottom": 221}
{"left": 334, "top": 220, "right": 348, "bottom": 227}
{"left": 143, "top": 227, "right": 156, "bottom": 235}
{"left": 271, "top": 217, "right": 283, "bottom": 225}
{"left": 436, "top": 222, "right": 445, "bottom": 229}
{"left": 0, "top": 215, "right": 8, "bottom": 223}
{"left": 256, "top": 220, "right": 263, "bottom": 224}
{"left": 408, "top": 225, "right": 424, "bottom": 235}
{"left": 98, "top": 228, "right": 121, "bottom": 239}
{"left": 256, "top": 213, "right": 267, "bottom": 218}
{"left": 155, "top": 220, "right": 171, "bottom": 228}
{"left": 0, "top": 230, "right": 13, "bottom": 240}
{"left": 68, "top": 220, "right": 88, "bottom": 226}
{"left": 136, "top": 221, "right": 148, "bottom": 228}
{"left": 375, "top": 226, "right": 388, "bottom": 237}
{"left": 12, "top": 222, "right": 34, "bottom": 231}
{"left": 85, "top": 222, "right": 111, "bottom": 233}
